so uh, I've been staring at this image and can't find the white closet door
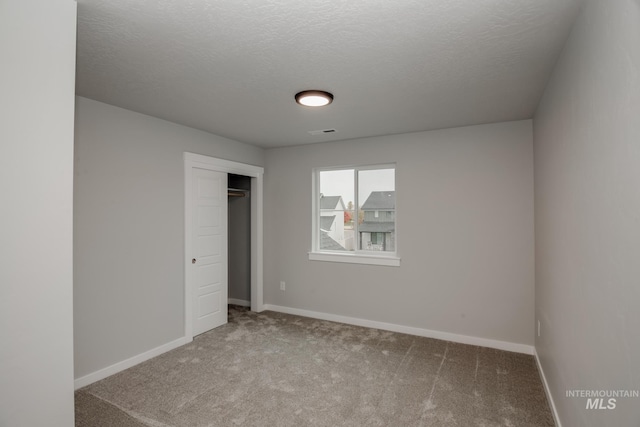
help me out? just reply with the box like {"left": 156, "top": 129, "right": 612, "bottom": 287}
{"left": 191, "top": 167, "right": 227, "bottom": 336}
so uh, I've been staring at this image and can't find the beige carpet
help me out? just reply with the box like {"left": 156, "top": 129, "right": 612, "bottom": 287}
{"left": 75, "top": 307, "right": 554, "bottom": 426}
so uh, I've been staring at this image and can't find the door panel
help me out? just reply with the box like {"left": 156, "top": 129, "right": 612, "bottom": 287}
{"left": 192, "top": 168, "right": 227, "bottom": 336}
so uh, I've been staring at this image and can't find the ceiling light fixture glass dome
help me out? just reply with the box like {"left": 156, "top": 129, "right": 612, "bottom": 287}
{"left": 295, "top": 90, "right": 334, "bottom": 107}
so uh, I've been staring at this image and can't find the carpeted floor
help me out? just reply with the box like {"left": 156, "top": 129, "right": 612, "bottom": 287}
{"left": 75, "top": 306, "right": 554, "bottom": 426}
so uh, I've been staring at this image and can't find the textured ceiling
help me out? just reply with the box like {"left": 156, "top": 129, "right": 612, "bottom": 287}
{"left": 76, "top": 0, "right": 584, "bottom": 148}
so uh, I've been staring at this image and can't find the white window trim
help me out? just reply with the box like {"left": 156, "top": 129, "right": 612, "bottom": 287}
{"left": 308, "top": 251, "right": 400, "bottom": 267}
{"left": 310, "top": 164, "right": 400, "bottom": 267}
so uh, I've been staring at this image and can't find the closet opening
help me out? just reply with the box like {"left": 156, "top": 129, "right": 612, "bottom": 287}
{"left": 228, "top": 173, "right": 252, "bottom": 309}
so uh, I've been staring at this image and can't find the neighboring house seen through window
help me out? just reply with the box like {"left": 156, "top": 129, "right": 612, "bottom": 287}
{"left": 310, "top": 165, "right": 399, "bottom": 266}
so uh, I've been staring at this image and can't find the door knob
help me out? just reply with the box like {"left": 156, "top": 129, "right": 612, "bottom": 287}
{"left": 192, "top": 258, "right": 196, "bottom": 264}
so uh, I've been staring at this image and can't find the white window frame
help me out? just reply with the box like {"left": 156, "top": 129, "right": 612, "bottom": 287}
{"left": 309, "top": 164, "right": 400, "bottom": 267}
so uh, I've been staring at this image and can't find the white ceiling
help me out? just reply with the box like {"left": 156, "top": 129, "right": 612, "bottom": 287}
{"left": 76, "top": 0, "right": 584, "bottom": 148}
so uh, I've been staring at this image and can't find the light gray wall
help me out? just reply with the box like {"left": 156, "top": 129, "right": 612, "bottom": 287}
{"left": 533, "top": 1, "right": 640, "bottom": 425}
{"left": 74, "top": 97, "right": 264, "bottom": 378}
{"left": 264, "top": 121, "right": 535, "bottom": 346}
{"left": 0, "top": 1, "right": 77, "bottom": 425}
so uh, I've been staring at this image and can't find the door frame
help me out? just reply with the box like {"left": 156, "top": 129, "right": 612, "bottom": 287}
{"left": 184, "top": 152, "right": 264, "bottom": 340}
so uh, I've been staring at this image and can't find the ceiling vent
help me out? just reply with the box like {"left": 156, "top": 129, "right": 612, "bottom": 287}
{"left": 308, "top": 129, "right": 337, "bottom": 136}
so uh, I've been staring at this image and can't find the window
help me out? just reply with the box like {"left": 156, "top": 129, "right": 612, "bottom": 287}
{"left": 370, "top": 232, "right": 383, "bottom": 245}
{"left": 310, "top": 164, "right": 399, "bottom": 266}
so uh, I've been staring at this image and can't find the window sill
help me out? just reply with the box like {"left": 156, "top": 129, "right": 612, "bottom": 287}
{"left": 308, "top": 251, "right": 401, "bottom": 267}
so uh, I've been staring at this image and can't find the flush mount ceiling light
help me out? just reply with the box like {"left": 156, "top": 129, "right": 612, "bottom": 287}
{"left": 295, "top": 90, "right": 334, "bottom": 107}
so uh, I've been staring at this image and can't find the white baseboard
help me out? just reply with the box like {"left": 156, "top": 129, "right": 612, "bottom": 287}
{"left": 74, "top": 336, "right": 192, "bottom": 390}
{"left": 534, "top": 348, "right": 562, "bottom": 427}
{"left": 263, "top": 304, "right": 534, "bottom": 355}
{"left": 228, "top": 298, "right": 250, "bottom": 307}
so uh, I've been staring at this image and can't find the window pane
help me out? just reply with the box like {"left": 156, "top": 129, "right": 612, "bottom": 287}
{"left": 319, "top": 169, "right": 354, "bottom": 251}
{"left": 358, "top": 168, "right": 395, "bottom": 252}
